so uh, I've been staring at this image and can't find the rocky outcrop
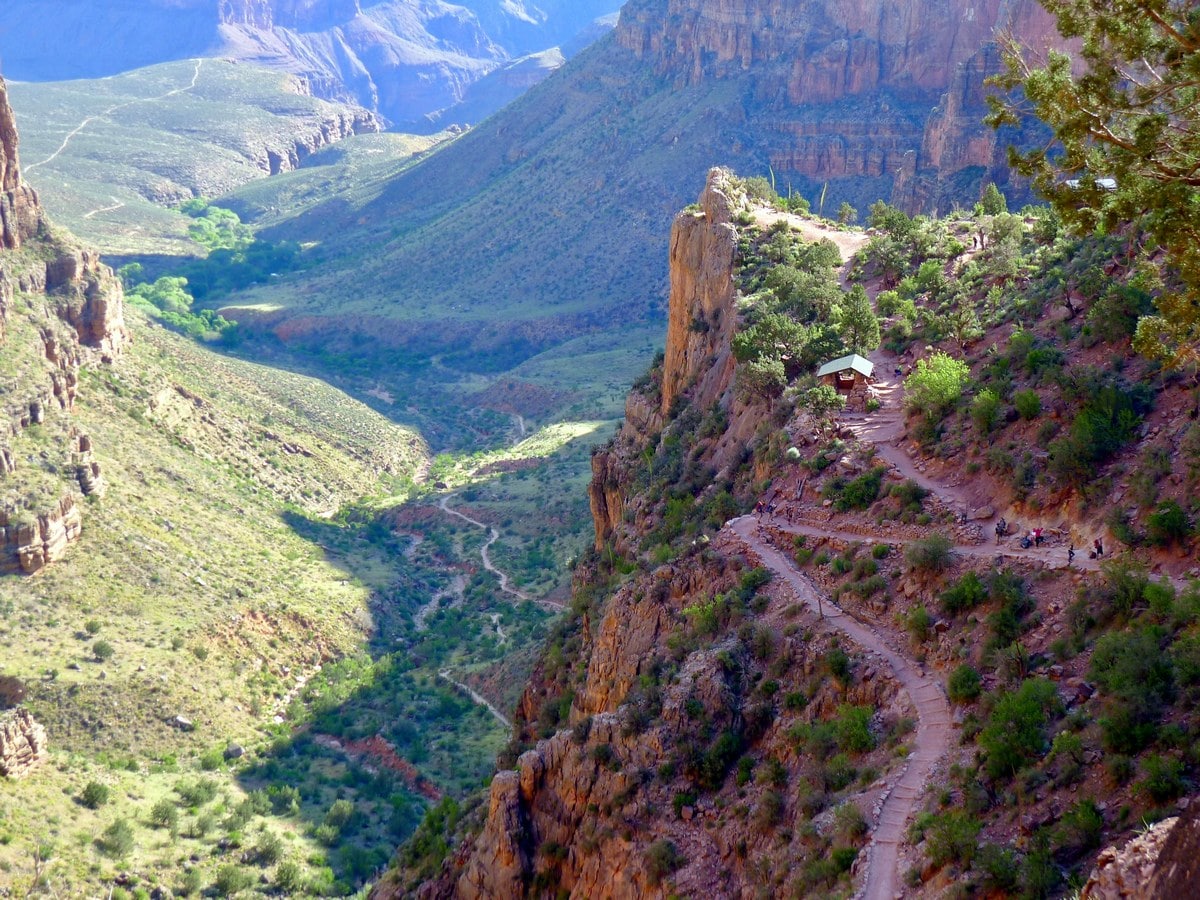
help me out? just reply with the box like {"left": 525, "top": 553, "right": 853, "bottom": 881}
{"left": 0, "top": 75, "right": 41, "bottom": 250}
{"left": 660, "top": 168, "right": 740, "bottom": 416}
{"left": 0, "top": 496, "right": 84, "bottom": 575}
{"left": 0, "top": 708, "right": 47, "bottom": 777}
{"left": 0, "top": 77, "right": 124, "bottom": 574}
{"left": 1081, "top": 813, "right": 1179, "bottom": 899}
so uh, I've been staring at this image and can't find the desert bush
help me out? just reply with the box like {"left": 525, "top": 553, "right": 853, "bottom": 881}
{"left": 906, "top": 533, "right": 955, "bottom": 573}
{"left": 149, "top": 798, "right": 179, "bottom": 831}
{"left": 646, "top": 839, "right": 683, "bottom": 885}
{"left": 978, "top": 678, "right": 1060, "bottom": 780}
{"left": 1147, "top": 500, "right": 1191, "bottom": 546}
{"left": 212, "top": 864, "right": 255, "bottom": 897}
{"left": 971, "top": 389, "right": 1002, "bottom": 433}
{"left": 98, "top": 819, "right": 135, "bottom": 858}
{"left": 925, "top": 810, "right": 981, "bottom": 867}
{"left": 1139, "top": 754, "right": 1186, "bottom": 803}
{"left": 80, "top": 781, "right": 110, "bottom": 809}
{"left": 904, "top": 352, "right": 970, "bottom": 420}
{"left": 947, "top": 665, "right": 982, "bottom": 703}
{"left": 1013, "top": 389, "right": 1042, "bottom": 419}
{"left": 1090, "top": 627, "right": 1174, "bottom": 752}
{"left": 833, "top": 705, "right": 876, "bottom": 753}
{"left": 92, "top": 640, "right": 115, "bottom": 662}
{"left": 906, "top": 605, "right": 932, "bottom": 643}
{"left": 940, "top": 571, "right": 987, "bottom": 615}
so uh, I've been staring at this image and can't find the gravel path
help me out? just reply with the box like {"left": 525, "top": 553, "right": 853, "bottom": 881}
{"left": 438, "top": 670, "right": 512, "bottom": 729}
{"left": 729, "top": 515, "right": 951, "bottom": 900}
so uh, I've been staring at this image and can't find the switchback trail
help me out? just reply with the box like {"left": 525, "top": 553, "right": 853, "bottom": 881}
{"left": 438, "top": 670, "right": 512, "bottom": 729}
{"left": 27, "top": 59, "right": 205, "bottom": 173}
{"left": 729, "top": 515, "right": 952, "bottom": 900}
{"left": 438, "top": 495, "right": 565, "bottom": 611}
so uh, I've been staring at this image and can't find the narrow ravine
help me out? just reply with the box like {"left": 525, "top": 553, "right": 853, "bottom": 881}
{"left": 728, "top": 515, "right": 952, "bottom": 900}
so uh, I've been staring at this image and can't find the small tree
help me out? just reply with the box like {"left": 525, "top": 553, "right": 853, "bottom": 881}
{"left": 98, "top": 818, "right": 135, "bottom": 858}
{"left": 80, "top": 781, "right": 110, "bottom": 809}
{"left": 906, "top": 533, "right": 955, "bottom": 573}
{"left": 904, "top": 352, "right": 970, "bottom": 420}
{"left": 837, "top": 201, "right": 858, "bottom": 225}
{"left": 836, "top": 285, "right": 881, "bottom": 354}
{"left": 978, "top": 182, "right": 1008, "bottom": 216}
{"left": 92, "top": 641, "right": 115, "bottom": 662}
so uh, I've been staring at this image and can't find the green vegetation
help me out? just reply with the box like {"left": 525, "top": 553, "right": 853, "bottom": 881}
{"left": 989, "top": 0, "right": 1200, "bottom": 364}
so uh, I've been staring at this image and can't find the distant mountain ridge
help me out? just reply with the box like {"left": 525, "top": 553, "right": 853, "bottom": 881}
{"left": 0, "top": 0, "right": 621, "bottom": 129}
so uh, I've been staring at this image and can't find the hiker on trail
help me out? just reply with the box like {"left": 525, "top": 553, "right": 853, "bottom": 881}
{"left": 1068, "top": 545, "right": 1075, "bottom": 565}
{"left": 1033, "top": 527, "right": 1044, "bottom": 547}
{"left": 995, "top": 520, "right": 1005, "bottom": 545}
{"left": 1094, "top": 538, "right": 1103, "bottom": 557}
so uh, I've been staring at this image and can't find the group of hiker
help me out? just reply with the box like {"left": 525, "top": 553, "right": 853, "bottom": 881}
{"left": 994, "top": 517, "right": 1104, "bottom": 564}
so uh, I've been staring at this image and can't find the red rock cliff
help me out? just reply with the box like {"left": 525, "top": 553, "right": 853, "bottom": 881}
{"left": 617, "top": 0, "right": 1064, "bottom": 210}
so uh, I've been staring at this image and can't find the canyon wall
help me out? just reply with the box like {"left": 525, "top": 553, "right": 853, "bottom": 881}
{"left": 0, "top": 77, "right": 127, "bottom": 573}
{"left": 616, "top": 0, "right": 1063, "bottom": 211}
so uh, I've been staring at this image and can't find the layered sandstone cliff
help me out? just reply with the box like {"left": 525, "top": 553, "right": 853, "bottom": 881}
{"left": 616, "top": 0, "right": 1063, "bottom": 210}
{"left": 0, "top": 76, "right": 126, "bottom": 573}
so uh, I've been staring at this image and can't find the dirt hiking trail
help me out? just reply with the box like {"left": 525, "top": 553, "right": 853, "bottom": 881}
{"left": 730, "top": 516, "right": 952, "bottom": 900}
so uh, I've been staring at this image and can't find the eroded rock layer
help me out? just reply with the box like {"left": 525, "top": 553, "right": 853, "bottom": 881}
{"left": 0, "top": 76, "right": 126, "bottom": 573}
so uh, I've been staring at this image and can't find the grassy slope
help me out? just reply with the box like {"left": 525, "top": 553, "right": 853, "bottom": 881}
{"left": 8, "top": 59, "right": 377, "bottom": 257}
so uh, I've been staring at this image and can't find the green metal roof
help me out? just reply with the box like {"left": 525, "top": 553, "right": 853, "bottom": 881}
{"left": 816, "top": 354, "right": 874, "bottom": 379}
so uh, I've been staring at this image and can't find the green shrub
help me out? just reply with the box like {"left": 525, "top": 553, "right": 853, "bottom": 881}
{"left": 826, "top": 647, "right": 852, "bottom": 684}
{"left": 80, "top": 781, "right": 110, "bottom": 809}
{"left": 92, "top": 640, "right": 115, "bottom": 662}
{"left": 1090, "top": 627, "right": 1174, "bottom": 752}
{"left": 971, "top": 389, "right": 1002, "bottom": 434}
{"left": 274, "top": 860, "right": 303, "bottom": 893}
{"left": 1147, "top": 500, "right": 1191, "bottom": 546}
{"left": 826, "top": 467, "right": 887, "bottom": 511}
{"left": 645, "top": 839, "right": 683, "bottom": 886}
{"left": 978, "top": 678, "right": 1060, "bottom": 780}
{"left": 940, "top": 571, "right": 987, "bottom": 615}
{"left": 1013, "top": 389, "right": 1041, "bottom": 420}
{"left": 175, "top": 778, "right": 219, "bottom": 807}
{"left": 84, "top": 619, "right": 102, "bottom": 635}
{"left": 98, "top": 819, "right": 135, "bottom": 858}
{"left": 947, "top": 665, "right": 982, "bottom": 703}
{"left": 149, "top": 798, "right": 179, "bottom": 831}
{"left": 906, "top": 533, "right": 955, "bottom": 573}
{"left": 833, "top": 705, "right": 876, "bottom": 753}
{"left": 872, "top": 543, "right": 890, "bottom": 559}
{"left": 904, "top": 352, "right": 970, "bottom": 420}
{"left": 1139, "top": 754, "right": 1185, "bottom": 803}
{"left": 925, "top": 810, "right": 981, "bottom": 867}
{"left": 212, "top": 864, "right": 255, "bottom": 897}
{"left": 1056, "top": 798, "right": 1104, "bottom": 855}
{"left": 906, "top": 605, "right": 932, "bottom": 643}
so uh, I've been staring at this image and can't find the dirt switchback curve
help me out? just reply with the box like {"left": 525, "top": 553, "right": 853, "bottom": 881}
{"left": 438, "top": 495, "right": 564, "bottom": 611}
{"left": 729, "top": 515, "right": 952, "bottom": 900}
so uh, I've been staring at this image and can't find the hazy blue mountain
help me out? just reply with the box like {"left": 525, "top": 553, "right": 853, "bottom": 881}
{"left": 0, "top": 1, "right": 621, "bottom": 128}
